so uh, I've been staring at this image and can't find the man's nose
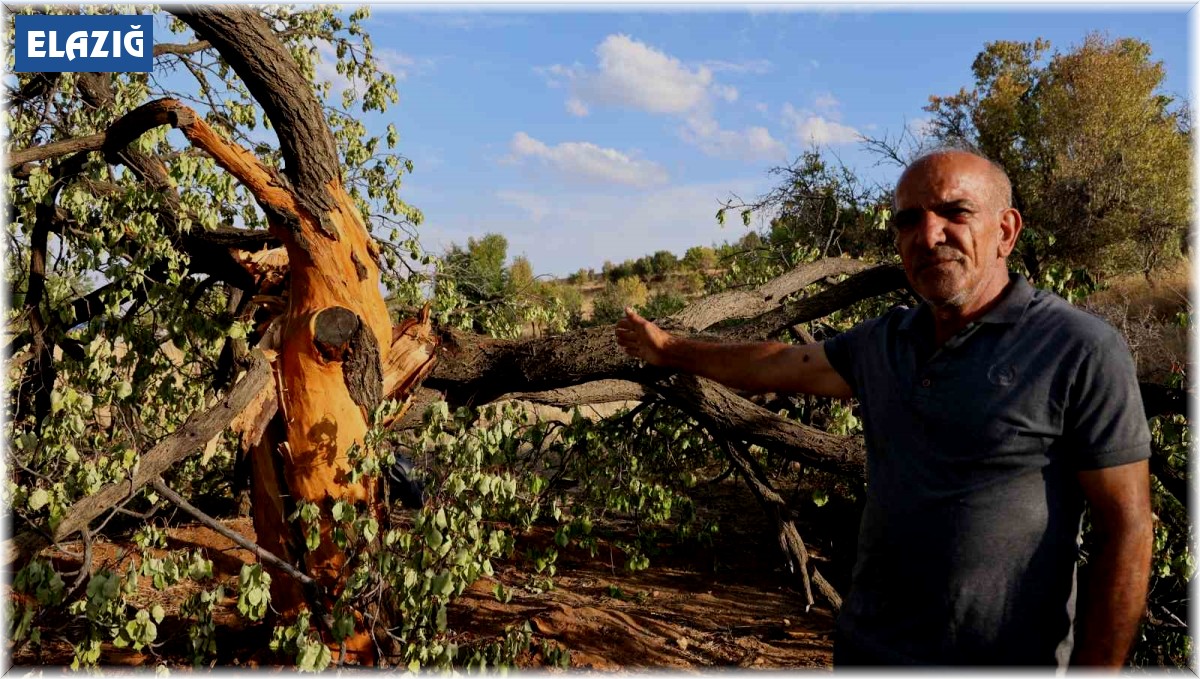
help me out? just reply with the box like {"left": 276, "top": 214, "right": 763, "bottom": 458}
{"left": 915, "top": 214, "right": 948, "bottom": 250}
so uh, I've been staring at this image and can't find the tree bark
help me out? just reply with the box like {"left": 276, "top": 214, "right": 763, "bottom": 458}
{"left": 666, "top": 257, "right": 872, "bottom": 332}
{"left": 720, "top": 263, "right": 908, "bottom": 341}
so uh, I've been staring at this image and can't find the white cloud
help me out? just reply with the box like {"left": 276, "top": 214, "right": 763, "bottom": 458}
{"left": 712, "top": 84, "right": 739, "bottom": 103}
{"left": 584, "top": 34, "right": 712, "bottom": 114}
{"left": 782, "top": 103, "right": 862, "bottom": 146}
{"left": 508, "top": 132, "right": 669, "bottom": 187}
{"left": 540, "top": 34, "right": 728, "bottom": 116}
{"left": 680, "top": 114, "right": 787, "bottom": 161}
{"left": 794, "top": 116, "right": 862, "bottom": 145}
{"left": 535, "top": 35, "right": 785, "bottom": 161}
{"left": 754, "top": 102, "right": 769, "bottom": 115}
{"left": 565, "top": 97, "right": 589, "bottom": 117}
{"left": 380, "top": 50, "right": 421, "bottom": 80}
{"left": 535, "top": 62, "right": 584, "bottom": 89}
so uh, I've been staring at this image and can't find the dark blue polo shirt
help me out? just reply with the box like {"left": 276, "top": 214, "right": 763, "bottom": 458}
{"left": 823, "top": 273, "right": 1151, "bottom": 667}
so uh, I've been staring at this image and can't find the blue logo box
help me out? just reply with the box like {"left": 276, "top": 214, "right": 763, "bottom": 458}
{"left": 14, "top": 14, "right": 153, "bottom": 73}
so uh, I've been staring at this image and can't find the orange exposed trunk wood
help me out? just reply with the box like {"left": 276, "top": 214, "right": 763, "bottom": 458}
{"left": 153, "top": 96, "right": 436, "bottom": 661}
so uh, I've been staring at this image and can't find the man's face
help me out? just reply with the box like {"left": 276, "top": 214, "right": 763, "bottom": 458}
{"left": 892, "top": 154, "right": 1016, "bottom": 308}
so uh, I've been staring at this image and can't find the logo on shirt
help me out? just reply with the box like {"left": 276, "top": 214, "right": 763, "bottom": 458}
{"left": 14, "top": 14, "right": 152, "bottom": 73}
{"left": 987, "top": 363, "right": 1018, "bottom": 387}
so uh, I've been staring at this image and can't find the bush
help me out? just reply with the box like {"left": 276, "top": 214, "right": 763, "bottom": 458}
{"left": 592, "top": 277, "right": 649, "bottom": 324}
{"left": 638, "top": 292, "right": 687, "bottom": 320}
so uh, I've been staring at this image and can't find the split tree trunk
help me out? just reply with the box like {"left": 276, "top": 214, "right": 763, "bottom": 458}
{"left": 170, "top": 7, "right": 437, "bottom": 663}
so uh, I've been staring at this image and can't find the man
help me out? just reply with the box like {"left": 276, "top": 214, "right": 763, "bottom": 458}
{"left": 614, "top": 149, "right": 1153, "bottom": 668}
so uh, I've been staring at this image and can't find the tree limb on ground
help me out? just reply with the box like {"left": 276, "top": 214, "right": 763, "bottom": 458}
{"left": 150, "top": 476, "right": 318, "bottom": 589}
{"left": 722, "top": 441, "right": 843, "bottom": 612}
{"left": 658, "top": 374, "right": 866, "bottom": 481}
{"left": 495, "top": 380, "right": 650, "bottom": 409}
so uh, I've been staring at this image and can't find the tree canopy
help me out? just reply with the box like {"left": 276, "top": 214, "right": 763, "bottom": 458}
{"left": 925, "top": 34, "right": 1191, "bottom": 279}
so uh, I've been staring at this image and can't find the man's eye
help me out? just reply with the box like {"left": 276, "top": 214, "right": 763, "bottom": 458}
{"left": 892, "top": 214, "right": 918, "bottom": 230}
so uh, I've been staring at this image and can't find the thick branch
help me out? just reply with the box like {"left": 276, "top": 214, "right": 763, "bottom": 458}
{"left": 154, "top": 40, "right": 212, "bottom": 57}
{"left": 496, "top": 380, "right": 650, "bottom": 409}
{"left": 429, "top": 266, "right": 908, "bottom": 405}
{"left": 7, "top": 133, "right": 106, "bottom": 170}
{"left": 720, "top": 263, "right": 909, "bottom": 341}
{"left": 431, "top": 323, "right": 866, "bottom": 480}
{"left": 174, "top": 7, "right": 340, "bottom": 227}
{"left": 429, "top": 326, "right": 639, "bottom": 406}
{"left": 659, "top": 374, "right": 866, "bottom": 480}
{"left": 667, "top": 257, "right": 871, "bottom": 332}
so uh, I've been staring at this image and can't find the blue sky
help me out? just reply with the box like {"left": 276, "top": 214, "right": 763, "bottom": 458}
{"left": 326, "top": 7, "right": 1191, "bottom": 277}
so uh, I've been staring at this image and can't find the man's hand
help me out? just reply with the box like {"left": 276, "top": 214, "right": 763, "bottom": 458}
{"left": 615, "top": 307, "right": 673, "bottom": 366}
{"left": 612, "top": 307, "right": 852, "bottom": 398}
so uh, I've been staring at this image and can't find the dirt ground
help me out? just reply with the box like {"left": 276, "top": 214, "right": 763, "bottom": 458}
{"left": 8, "top": 473, "right": 844, "bottom": 670}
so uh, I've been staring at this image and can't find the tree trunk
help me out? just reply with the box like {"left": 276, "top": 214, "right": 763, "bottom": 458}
{"left": 171, "top": 7, "right": 428, "bottom": 663}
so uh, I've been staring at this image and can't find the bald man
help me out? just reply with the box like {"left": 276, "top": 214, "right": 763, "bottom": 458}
{"left": 615, "top": 149, "right": 1153, "bottom": 668}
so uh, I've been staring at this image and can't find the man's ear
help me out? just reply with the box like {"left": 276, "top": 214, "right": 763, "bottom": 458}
{"left": 997, "top": 208, "right": 1023, "bottom": 257}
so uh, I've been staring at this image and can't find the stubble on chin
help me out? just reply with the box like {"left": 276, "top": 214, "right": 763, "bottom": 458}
{"left": 912, "top": 268, "right": 974, "bottom": 309}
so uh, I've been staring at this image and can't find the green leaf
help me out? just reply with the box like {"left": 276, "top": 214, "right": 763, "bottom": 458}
{"left": 812, "top": 489, "right": 829, "bottom": 508}
{"left": 28, "top": 489, "right": 49, "bottom": 511}
{"left": 332, "top": 613, "right": 354, "bottom": 641}
{"left": 426, "top": 526, "right": 444, "bottom": 551}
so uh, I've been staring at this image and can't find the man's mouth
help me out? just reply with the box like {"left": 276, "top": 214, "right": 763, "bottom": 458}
{"left": 917, "top": 258, "right": 962, "bottom": 272}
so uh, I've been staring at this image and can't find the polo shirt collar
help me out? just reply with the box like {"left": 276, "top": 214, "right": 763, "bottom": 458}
{"left": 977, "top": 273, "right": 1035, "bottom": 325}
{"left": 898, "top": 272, "right": 1035, "bottom": 332}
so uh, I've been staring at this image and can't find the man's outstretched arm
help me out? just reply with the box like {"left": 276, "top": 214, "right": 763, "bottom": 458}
{"left": 614, "top": 307, "right": 853, "bottom": 399}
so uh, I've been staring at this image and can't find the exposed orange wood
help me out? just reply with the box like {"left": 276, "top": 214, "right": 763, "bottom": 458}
{"left": 162, "top": 96, "right": 437, "bottom": 663}
{"left": 167, "top": 103, "right": 297, "bottom": 214}
{"left": 248, "top": 414, "right": 306, "bottom": 613}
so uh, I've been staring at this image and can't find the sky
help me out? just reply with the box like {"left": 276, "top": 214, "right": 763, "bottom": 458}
{"left": 264, "top": 6, "right": 1193, "bottom": 278}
